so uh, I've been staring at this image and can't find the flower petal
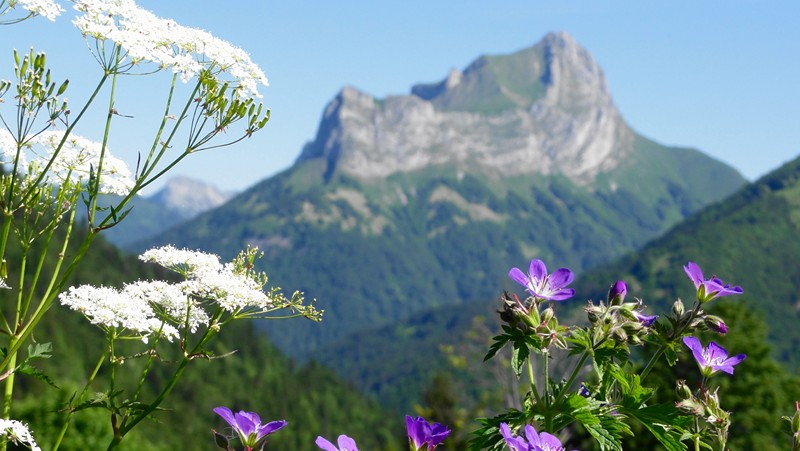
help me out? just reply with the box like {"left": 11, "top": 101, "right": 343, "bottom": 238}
{"left": 683, "top": 336, "right": 707, "bottom": 367}
{"left": 315, "top": 436, "right": 339, "bottom": 451}
{"left": 547, "top": 288, "right": 575, "bottom": 301}
{"left": 509, "top": 268, "right": 530, "bottom": 288}
{"left": 529, "top": 259, "right": 547, "bottom": 283}
{"left": 524, "top": 424, "right": 541, "bottom": 446}
{"left": 539, "top": 431, "right": 564, "bottom": 449}
{"left": 499, "top": 423, "right": 529, "bottom": 451}
{"left": 337, "top": 434, "right": 359, "bottom": 450}
{"left": 706, "top": 341, "right": 729, "bottom": 362}
{"left": 683, "top": 262, "right": 704, "bottom": 289}
{"left": 548, "top": 268, "right": 574, "bottom": 289}
{"left": 718, "top": 353, "right": 747, "bottom": 374}
{"left": 256, "top": 420, "right": 287, "bottom": 438}
{"left": 213, "top": 406, "right": 236, "bottom": 428}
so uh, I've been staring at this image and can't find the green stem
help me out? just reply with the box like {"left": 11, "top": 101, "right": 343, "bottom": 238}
{"left": 89, "top": 58, "right": 121, "bottom": 227}
{"left": 641, "top": 303, "right": 702, "bottom": 379}
{"left": 1, "top": 338, "right": 16, "bottom": 420}
{"left": 555, "top": 350, "right": 590, "bottom": 401}
{"left": 527, "top": 359, "right": 543, "bottom": 407}
{"left": 106, "top": 319, "right": 223, "bottom": 450}
{"left": 51, "top": 350, "right": 108, "bottom": 451}
{"left": 0, "top": 229, "right": 98, "bottom": 373}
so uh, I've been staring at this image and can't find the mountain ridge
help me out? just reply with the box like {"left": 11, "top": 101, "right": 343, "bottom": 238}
{"left": 139, "top": 32, "right": 746, "bottom": 359}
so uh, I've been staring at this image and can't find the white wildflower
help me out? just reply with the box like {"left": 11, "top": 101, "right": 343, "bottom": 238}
{"left": 25, "top": 130, "right": 134, "bottom": 195}
{"left": 0, "top": 129, "right": 26, "bottom": 169}
{"left": 59, "top": 284, "right": 178, "bottom": 342}
{"left": 124, "top": 280, "right": 209, "bottom": 333}
{"left": 0, "top": 277, "right": 9, "bottom": 289}
{"left": 72, "top": 0, "right": 267, "bottom": 98}
{"left": 139, "top": 245, "right": 223, "bottom": 276}
{"left": 140, "top": 245, "right": 273, "bottom": 313}
{"left": 181, "top": 263, "right": 272, "bottom": 313}
{"left": 0, "top": 418, "right": 41, "bottom": 451}
{"left": 15, "top": 0, "right": 63, "bottom": 21}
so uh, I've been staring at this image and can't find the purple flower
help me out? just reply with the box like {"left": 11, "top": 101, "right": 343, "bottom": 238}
{"left": 683, "top": 262, "right": 743, "bottom": 303}
{"left": 315, "top": 435, "right": 359, "bottom": 451}
{"left": 406, "top": 415, "right": 450, "bottom": 450}
{"left": 499, "top": 423, "right": 575, "bottom": 451}
{"left": 509, "top": 259, "right": 575, "bottom": 301}
{"left": 682, "top": 336, "right": 746, "bottom": 377}
{"left": 213, "top": 406, "right": 286, "bottom": 450}
{"left": 633, "top": 310, "right": 658, "bottom": 327}
{"left": 607, "top": 280, "right": 627, "bottom": 305}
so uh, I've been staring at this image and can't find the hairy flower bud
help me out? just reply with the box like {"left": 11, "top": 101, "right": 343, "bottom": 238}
{"left": 540, "top": 307, "right": 555, "bottom": 325}
{"left": 676, "top": 380, "right": 692, "bottom": 399}
{"left": 676, "top": 398, "right": 704, "bottom": 416}
{"left": 672, "top": 298, "right": 685, "bottom": 317}
{"left": 704, "top": 315, "right": 728, "bottom": 334}
{"left": 607, "top": 280, "right": 627, "bottom": 306}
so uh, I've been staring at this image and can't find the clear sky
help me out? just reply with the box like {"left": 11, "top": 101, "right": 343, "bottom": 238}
{"left": 4, "top": 1, "right": 799, "bottom": 194}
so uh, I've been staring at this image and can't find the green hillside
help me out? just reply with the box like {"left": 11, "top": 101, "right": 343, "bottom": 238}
{"left": 570, "top": 154, "right": 800, "bottom": 369}
{"left": 1, "top": 227, "right": 401, "bottom": 450}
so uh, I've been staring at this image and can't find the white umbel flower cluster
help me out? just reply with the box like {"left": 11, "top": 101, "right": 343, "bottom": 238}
{"left": 124, "top": 280, "right": 209, "bottom": 334}
{"left": 1, "top": 130, "right": 134, "bottom": 195}
{"left": 140, "top": 245, "right": 273, "bottom": 313}
{"left": 0, "top": 418, "right": 41, "bottom": 451}
{"left": 59, "top": 284, "right": 182, "bottom": 342}
{"left": 15, "top": 0, "right": 63, "bottom": 21}
{"left": 72, "top": 0, "right": 268, "bottom": 98}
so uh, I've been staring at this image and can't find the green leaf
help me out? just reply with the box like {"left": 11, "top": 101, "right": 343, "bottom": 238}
{"left": 623, "top": 403, "right": 691, "bottom": 451}
{"left": 16, "top": 364, "right": 57, "bottom": 388}
{"left": 27, "top": 342, "right": 52, "bottom": 360}
{"left": 511, "top": 341, "right": 529, "bottom": 378}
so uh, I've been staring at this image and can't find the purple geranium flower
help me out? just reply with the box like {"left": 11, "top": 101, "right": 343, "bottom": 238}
{"left": 406, "top": 415, "right": 450, "bottom": 450}
{"left": 683, "top": 262, "right": 743, "bottom": 303}
{"left": 500, "top": 423, "right": 576, "bottom": 451}
{"left": 607, "top": 280, "right": 627, "bottom": 305}
{"left": 213, "top": 406, "right": 286, "bottom": 450}
{"left": 315, "top": 434, "right": 359, "bottom": 451}
{"left": 633, "top": 310, "right": 658, "bottom": 327}
{"left": 509, "top": 259, "right": 575, "bottom": 301}
{"left": 682, "top": 336, "right": 746, "bottom": 377}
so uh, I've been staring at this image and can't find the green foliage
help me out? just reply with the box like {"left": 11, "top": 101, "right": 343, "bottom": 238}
{"left": 2, "top": 232, "right": 401, "bottom": 450}
{"left": 571, "top": 155, "right": 800, "bottom": 369}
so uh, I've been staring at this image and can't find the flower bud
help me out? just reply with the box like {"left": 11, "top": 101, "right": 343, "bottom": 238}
{"left": 612, "top": 328, "right": 628, "bottom": 343}
{"left": 607, "top": 280, "right": 627, "bottom": 306}
{"left": 212, "top": 430, "right": 231, "bottom": 450}
{"left": 676, "top": 398, "right": 703, "bottom": 416}
{"left": 672, "top": 298, "right": 685, "bottom": 317}
{"left": 540, "top": 307, "right": 555, "bottom": 325}
{"left": 676, "top": 380, "right": 692, "bottom": 399}
{"left": 704, "top": 315, "right": 727, "bottom": 334}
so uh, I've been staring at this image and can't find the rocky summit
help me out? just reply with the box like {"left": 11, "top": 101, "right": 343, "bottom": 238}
{"left": 297, "top": 32, "right": 630, "bottom": 184}
{"left": 142, "top": 32, "right": 745, "bottom": 359}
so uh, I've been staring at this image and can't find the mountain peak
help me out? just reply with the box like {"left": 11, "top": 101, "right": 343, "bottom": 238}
{"left": 297, "top": 32, "right": 632, "bottom": 183}
{"left": 149, "top": 176, "right": 235, "bottom": 218}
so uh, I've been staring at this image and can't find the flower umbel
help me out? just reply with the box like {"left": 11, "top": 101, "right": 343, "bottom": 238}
{"left": 683, "top": 262, "right": 743, "bottom": 303}
{"left": 0, "top": 418, "right": 41, "bottom": 451}
{"left": 213, "top": 406, "right": 286, "bottom": 450}
{"left": 406, "top": 415, "right": 450, "bottom": 450}
{"left": 509, "top": 259, "right": 575, "bottom": 301}
{"left": 683, "top": 336, "right": 746, "bottom": 377}
{"left": 315, "top": 434, "right": 359, "bottom": 451}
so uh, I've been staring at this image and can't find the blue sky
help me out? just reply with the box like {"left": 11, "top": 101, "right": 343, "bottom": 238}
{"left": 5, "top": 1, "right": 799, "bottom": 193}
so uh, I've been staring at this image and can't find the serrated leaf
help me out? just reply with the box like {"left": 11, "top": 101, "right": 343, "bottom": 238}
{"left": 16, "top": 365, "right": 57, "bottom": 388}
{"left": 511, "top": 342, "right": 529, "bottom": 378}
{"left": 623, "top": 403, "right": 691, "bottom": 451}
{"left": 27, "top": 342, "right": 52, "bottom": 360}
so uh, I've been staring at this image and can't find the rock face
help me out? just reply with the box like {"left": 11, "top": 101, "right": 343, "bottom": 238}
{"left": 297, "top": 32, "right": 631, "bottom": 184}
{"left": 149, "top": 176, "right": 235, "bottom": 219}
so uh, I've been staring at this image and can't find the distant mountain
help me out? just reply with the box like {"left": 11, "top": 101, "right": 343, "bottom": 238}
{"left": 102, "top": 177, "right": 235, "bottom": 249}
{"left": 307, "top": 154, "right": 800, "bottom": 419}
{"left": 140, "top": 32, "right": 745, "bottom": 359}
{"left": 149, "top": 176, "right": 236, "bottom": 218}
